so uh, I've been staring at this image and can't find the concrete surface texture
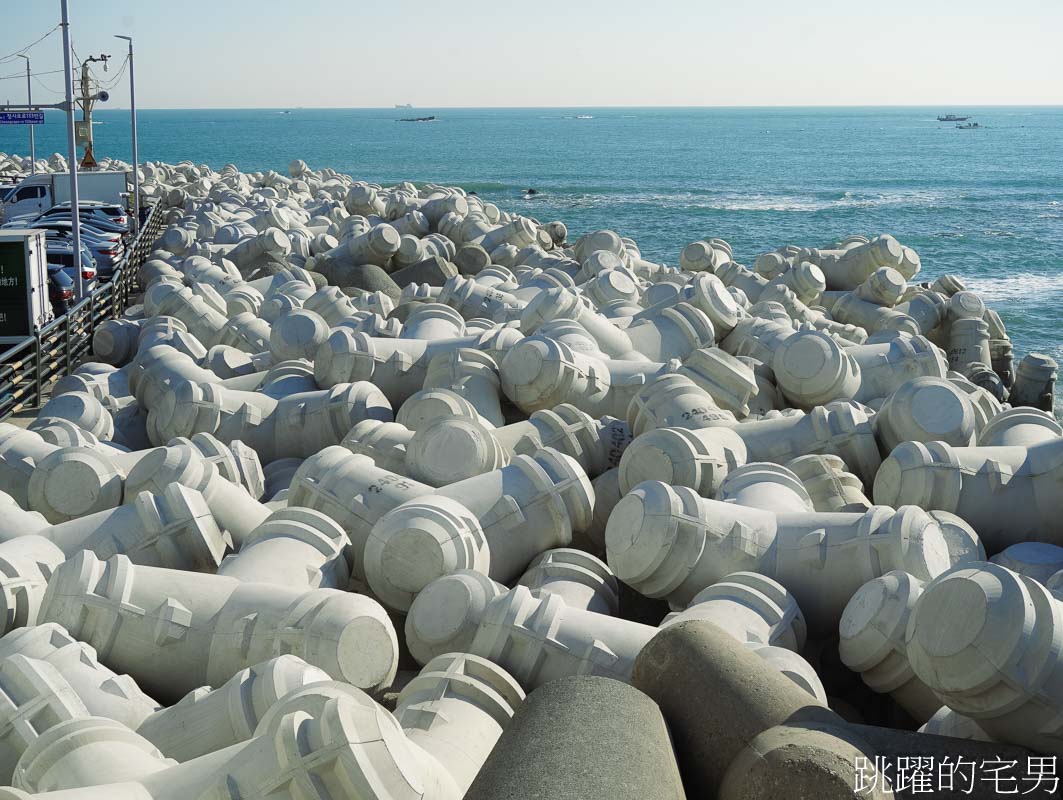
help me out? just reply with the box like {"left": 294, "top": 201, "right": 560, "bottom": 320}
{"left": 0, "top": 155, "right": 1056, "bottom": 797}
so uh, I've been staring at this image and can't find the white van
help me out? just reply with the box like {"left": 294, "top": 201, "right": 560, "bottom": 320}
{"left": 1, "top": 171, "right": 130, "bottom": 222}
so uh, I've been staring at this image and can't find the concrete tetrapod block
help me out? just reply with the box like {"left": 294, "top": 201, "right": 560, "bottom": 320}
{"left": 516, "top": 547, "right": 619, "bottom": 616}
{"left": 906, "top": 562, "right": 1063, "bottom": 755}
{"left": 464, "top": 676, "right": 686, "bottom": 800}
{"left": 403, "top": 569, "right": 824, "bottom": 699}
{"left": 400, "top": 302, "right": 466, "bottom": 340}
{"left": 625, "top": 372, "right": 735, "bottom": 437}
{"left": 873, "top": 436, "right": 1063, "bottom": 552}
{"left": 0, "top": 536, "right": 65, "bottom": 635}
{"left": 491, "top": 403, "right": 630, "bottom": 479}
{"left": 122, "top": 445, "right": 270, "bottom": 548}
{"left": 0, "top": 489, "right": 49, "bottom": 542}
{"left": 364, "top": 449, "right": 593, "bottom": 611}
{"left": 40, "top": 483, "right": 226, "bottom": 572}
{"left": 519, "top": 287, "right": 648, "bottom": 362}
{"left": 675, "top": 345, "right": 756, "bottom": 417}
{"left": 771, "top": 330, "right": 947, "bottom": 410}
{"left": 314, "top": 327, "right": 523, "bottom": 407}
{"left": 11, "top": 715, "right": 173, "bottom": 792}
{"left": 1010, "top": 352, "right": 1058, "bottom": 411}
{"left": 0, "top": 654, "right": 90, "bottom": 784}
{"left": 439, "top": 274, "right": 522, "bottom": 321}
{"left": 616, "top": 423, "right": 747, "bottom": 497}
{"left": 341, "top": 419, "right": 413, "bottom": 475}
{"left": 919, "top": 706, "right": 993, "bottom": 742}
{"left": 396, "top": 387, "right": 491, "bottom": 432}
{"left": 394, "top": 653, "right": 525, "bottom": 796}
{"left": 606, "top": 481, "right": 952, "bottom": 634}
{"left": 147, "top": 375, "right": 392, "bottom": 462}
{"left": 500, "top": 335, "right": 667, "bottom": 418}
{"left": 419, "top": 347, "right": 506, "bottom": 427}
{"left": 787, "top": 453, "right": 872, "bottom": 513}
{"left": 838, "top": 571, "right": 940, "bottom": 723}
{"left": 659, "top": 571, "right": 826, "bottom": 702}
{"left": 976, "top": 406, "right": 1063, "bottom": 448}
{"left": 618, "top": 400, "right": 881, "bottom": 496}
{"left": 633, "top": 619, "right": 1055, "bottom": 800}
{"left": 717, "top": 461, "right": 815, "bottom": 512}
{"left": 0, "top": 623, "right": 159, "bottom": 731}
{"left": 0, "top": 689, "right": 454, "bottom": 800}
{"left": 874, "top": 376, "right": 979, "bottom": 454}
{"left": 215, "top": 506, "right": 350, "bottom": 589}
{"left": 134, "top": 655, "right": 331, "bottom": 762}
{"left": 40, "top": 551, "right": 399, "bottom": 702}
{"left": 990, "top": 541, "right": 1063, "bottom": 584}
{"left": 404, "top": 416, "right": 510, "bottom": 487}
{"left": 0, "top": 424, "right": 63, "bottom": 508}
{"left": 268, "top": 307, "right": 330, "bottom": 362}
{"left": 30, "top": 392, "right": 115, "bottom": 441}
{"left": 286, "top": 447, "right": 435, "bottom": 585}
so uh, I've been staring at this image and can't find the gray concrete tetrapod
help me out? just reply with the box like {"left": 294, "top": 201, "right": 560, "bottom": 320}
{"left": 632, "top": 619, "right": 1056, "bottom": 800}
{"left": 465, "top": 676, "right": 686, "bottom": 800}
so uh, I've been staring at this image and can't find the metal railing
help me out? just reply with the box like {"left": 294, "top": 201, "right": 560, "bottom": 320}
{"left": 0, "top": 200, "right": 167, "bottom": 420}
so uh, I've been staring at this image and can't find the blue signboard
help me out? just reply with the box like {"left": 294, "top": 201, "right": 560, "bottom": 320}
{"left": 0, "top": 112, "right": 44, "bottom": 125}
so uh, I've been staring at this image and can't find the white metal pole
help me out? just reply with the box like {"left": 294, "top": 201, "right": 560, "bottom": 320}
{"left": 15, "top": 55, "right": 35, "bottom": 174}
{"left": 60, "top": 0, "right": 83, "bottom": 297}
{"left": 115, "top": 35, "right": 138, "bottom": 232}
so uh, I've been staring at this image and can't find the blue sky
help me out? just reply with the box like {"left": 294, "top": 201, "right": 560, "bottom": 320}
{"left": 2, "top": 0, "right": 1061, "bottom": 108}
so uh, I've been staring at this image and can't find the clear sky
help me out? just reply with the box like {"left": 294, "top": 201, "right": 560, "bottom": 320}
{"left": 2, "top": 0, "right": 1062, "bottom": 109}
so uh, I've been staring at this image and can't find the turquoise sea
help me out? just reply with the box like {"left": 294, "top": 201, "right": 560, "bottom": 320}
{"left": 3, "top": 106, "right": 1061, "bottom": 373}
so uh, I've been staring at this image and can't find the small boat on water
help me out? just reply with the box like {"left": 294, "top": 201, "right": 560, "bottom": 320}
{"left": 956, "top": 122, "right": 983, "bottom": 129}
{"left": 395, "top": 103, "right": 413, "bottom": 109}
{"left": 398, "top": 116, "right": 436, "bottom": 123}
{"left": 938, "top": 114, "right": 971, "bottom": 122}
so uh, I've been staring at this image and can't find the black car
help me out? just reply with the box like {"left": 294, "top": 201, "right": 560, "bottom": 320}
{"left": 47, "top": 263, "right": 75, "bottom": 317}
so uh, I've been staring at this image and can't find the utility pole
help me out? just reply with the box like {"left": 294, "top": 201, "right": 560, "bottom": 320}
{"left": 60, "top": 0, "right": 83, "bottom": 297}
{"left": 76, "top": 53, "right": 109, "bottom": 170}
{"left": 14, "top": 55, "right": 35, "bottom": 174}
{"left": 115, "top": 35, "right": 139, "bottom": 232}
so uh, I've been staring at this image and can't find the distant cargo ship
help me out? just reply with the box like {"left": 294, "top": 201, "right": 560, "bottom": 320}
{"left": 395, "top": 104, "right": 413, "bottom": 109}
{"left": 399, "top": 116, "right": 436, "bottom": 122}
{"left": 937, "top": 114, "right": 971, "bottom": 122}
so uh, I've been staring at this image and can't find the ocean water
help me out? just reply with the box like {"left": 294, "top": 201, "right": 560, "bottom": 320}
{"left": 3, "top": 106, "right": 1062, "bottom": 378}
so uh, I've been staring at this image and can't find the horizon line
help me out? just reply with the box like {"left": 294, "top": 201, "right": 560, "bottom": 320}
{"left": 25, "top": 103, "right": 1063, "bottom": 112}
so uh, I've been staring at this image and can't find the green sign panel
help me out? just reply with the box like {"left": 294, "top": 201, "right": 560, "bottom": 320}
{"left": 0, "top": 240, "right": 31, "bottom": 339}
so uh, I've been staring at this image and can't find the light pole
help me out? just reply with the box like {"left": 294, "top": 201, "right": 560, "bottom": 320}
{"left": 114, "top": 34, "right": 138, "bottom": 232}
{"left": 60, "top": 0, "right": 82, "bottom": 297}
{"left": 14, "top": 55, "right": 35, "bottom": 175}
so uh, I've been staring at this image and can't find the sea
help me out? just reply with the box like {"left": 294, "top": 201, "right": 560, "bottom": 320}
{"left": 3, "top": 106, "right": 1061, "bottom": 380}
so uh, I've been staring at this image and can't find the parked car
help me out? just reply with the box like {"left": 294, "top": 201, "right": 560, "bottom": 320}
{"left": 47, "top": 264, "right": 75, "bottom": 317}
{"left": 48, "top": 201, "right": 130, "bottom": 230}
{"left": 37, "top": 206, "right": 130, "bottom": 235}
{"left": 23, "top": 219, "right": 124, "bottom": 278}
{"left": 45, "top": 239, "right": 98, "bottom": 299}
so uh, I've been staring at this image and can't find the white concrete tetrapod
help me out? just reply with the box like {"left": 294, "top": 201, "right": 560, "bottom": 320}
{"left": 606, "top": 481, "right": 951, "bottom": 634}
{"left": 364, "top": 448, "right": 593, "bottom": 611}
{"left": 40, "top": 551, "right": 399, "bottom": 702}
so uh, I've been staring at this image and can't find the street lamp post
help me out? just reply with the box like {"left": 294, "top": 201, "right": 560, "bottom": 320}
{"left": 14, "top": 55, "right": 35, "bottom": 175}
{"left": 60, "top": 0, "right": 83, "bottom": 298}
{"left": 114, "top": 35, "right": 139, "bottom": 233}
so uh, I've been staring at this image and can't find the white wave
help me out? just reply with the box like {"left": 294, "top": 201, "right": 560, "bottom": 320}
{"left": 964, "top": 273, "right": 1063, "bottom": 303}
{"left": 655, "top": 189, "right": 950, "bottom": 213}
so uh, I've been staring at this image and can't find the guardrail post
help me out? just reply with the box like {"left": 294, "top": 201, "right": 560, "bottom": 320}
{"left": 34, "top": 333, "right": 42, "bottom": 410}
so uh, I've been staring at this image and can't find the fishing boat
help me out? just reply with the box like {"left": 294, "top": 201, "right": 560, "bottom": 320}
{"left": 937, "top": 114, "right": 971, "bottom": 122}
{"left": 956, "top": 122, "right": 983, "bottom": 129}
{"left": 398, "top": 116, "right": 436, "bottom": 122}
